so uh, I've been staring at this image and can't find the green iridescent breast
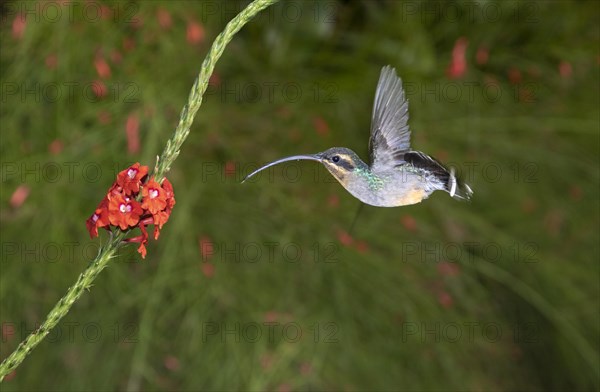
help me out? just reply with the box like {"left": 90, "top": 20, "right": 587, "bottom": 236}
{"left": 354, "top": 167, "right": 386, "bottom": 191}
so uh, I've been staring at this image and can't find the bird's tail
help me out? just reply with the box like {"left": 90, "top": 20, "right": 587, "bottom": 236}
{"left": 403, "top": 151, "right": 473, "bottom": 201}
{"left": 446, "top": 167, "right": 473, "bottom": 201}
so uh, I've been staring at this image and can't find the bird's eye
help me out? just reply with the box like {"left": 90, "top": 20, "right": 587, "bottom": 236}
{"left": 332, "top": 155, "right": 340, "bottom": 163}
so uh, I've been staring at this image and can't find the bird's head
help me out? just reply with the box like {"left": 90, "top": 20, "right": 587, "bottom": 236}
{"left": 317, "top": 147, "right": 367, "bottom": 185}
{"left": 242, "top": 147, "right": 367, "bottom": 186}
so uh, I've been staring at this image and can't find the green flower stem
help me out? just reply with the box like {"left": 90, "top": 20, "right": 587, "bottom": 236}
{"left": 0, "top": 231, "right": 125, "bottom": 380}
{"left": 0, "top": 0, "right": 280, "bottom": 381}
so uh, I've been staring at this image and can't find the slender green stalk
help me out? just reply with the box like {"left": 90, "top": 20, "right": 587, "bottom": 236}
{"left": 0, "top": 0, "right": 280, "bottom": 381}
{"left": 154, "top": 0, "right": 279, "bottom": 182}
{"left": 0, "top": 231, "right": 125, "bottom": 380}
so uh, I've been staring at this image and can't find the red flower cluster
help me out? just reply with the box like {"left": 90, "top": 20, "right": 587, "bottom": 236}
{"left": 86, "top": 163, "right": 176, "bottom": 258}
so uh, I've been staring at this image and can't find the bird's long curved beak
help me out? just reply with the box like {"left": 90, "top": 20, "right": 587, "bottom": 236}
{"left": 242, "top": 154, "right": 322, "bottom": 183}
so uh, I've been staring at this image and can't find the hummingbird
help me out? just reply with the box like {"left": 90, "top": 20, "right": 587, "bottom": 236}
{"left": 242, "top": 65, "right": 473, "bottom": 207}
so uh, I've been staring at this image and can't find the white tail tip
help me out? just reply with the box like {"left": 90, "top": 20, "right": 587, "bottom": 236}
{"left": 449, "top": 168, "right": 457, "bottom": 198}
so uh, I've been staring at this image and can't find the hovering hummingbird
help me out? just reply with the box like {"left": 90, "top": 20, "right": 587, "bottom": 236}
{"left": 243, "top": 65, "right": 472, "bottom": 207}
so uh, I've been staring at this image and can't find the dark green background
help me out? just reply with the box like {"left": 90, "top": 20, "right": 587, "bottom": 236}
{"left": 1, "top": 1, "right": 598, "bottom": 390}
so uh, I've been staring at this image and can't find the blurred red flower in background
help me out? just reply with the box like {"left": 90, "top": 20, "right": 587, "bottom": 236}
{"left": 446, "top": 37, "right": 468, "bottom": 79}
{"left": 92, "top": 80, "right": 107, "bottom": 99}
{"left": 313, "top": 116, "right": 330, "bottom": 137}
{"left": 126, "top": 113, "right": 140, "bottom": 154}
{"left": 157, "top": 8, "right": 173, "bottom": 30}
{"left": 187, "top": 19, "right": 205, "bottom": 45}
{"left": 10, "top": 185, "right": 30, "bottom": 209}
{"left": 476, "top": 45, "right": 489, "bottom": 66}
{"left": 12, "top": 14, "right": 26, "bottom": 40}
{"left": 94, "top": 55, "right": 111, "bottom": 79}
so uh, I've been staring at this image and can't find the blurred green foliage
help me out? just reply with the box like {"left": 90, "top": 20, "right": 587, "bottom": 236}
{"left": 1, "top": 0, "right": 598, "bottom": 390}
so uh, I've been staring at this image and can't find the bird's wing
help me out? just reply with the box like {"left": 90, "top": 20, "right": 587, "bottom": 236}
{"left": 368, "top": 65, "right": 411, "bottom": 171}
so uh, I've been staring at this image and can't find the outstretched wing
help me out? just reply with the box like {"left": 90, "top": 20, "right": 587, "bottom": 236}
{"left": 368, "top": 65, "right": 411, "bottom": 171}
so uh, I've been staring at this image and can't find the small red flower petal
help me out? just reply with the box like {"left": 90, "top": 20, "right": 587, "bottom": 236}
{"left": 153, "top": 225, "right": 161, "bottom": 240}
{"left": 108, "top": 191, "right": 143, "bottom": 230}
{"left": 153, "top": 209, "right": 171, "bottom": 230}
{"left": 116, "top": 163, "right": 148, "bottom": 195}
{"left": 141, "top": 178, "right": 167, "bottom": 214}
{"left": 162, "top": 178, "right": 176, "bottom": 208}
{"left": 137, "top": 225, "right": 149, "bottom": 259}
{"left": 86, "top": 214, "right": 100, "bottom": 238}
{"left": 86, "top": 195, "right": 111, "bottom": 238}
